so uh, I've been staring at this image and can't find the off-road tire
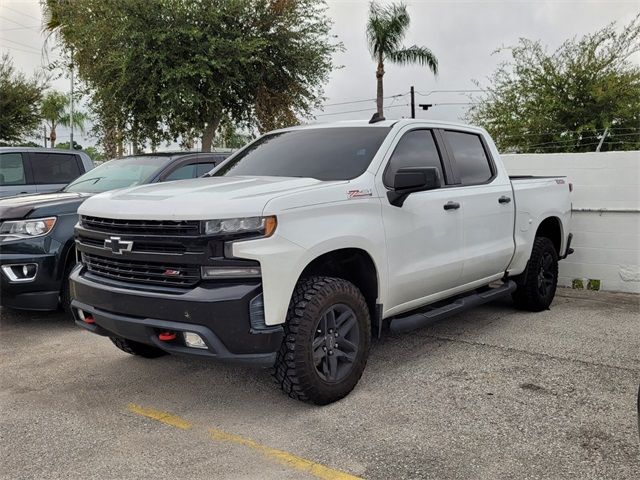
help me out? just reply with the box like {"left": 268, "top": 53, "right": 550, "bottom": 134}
{"left": 110, "top": 337, "right": 167, "bottom": 358}
{"left": 273, "top": 276, "right": 371, "bottom": 405}
{"left": 512, "top": 236, "right": 558, "bottom": 311}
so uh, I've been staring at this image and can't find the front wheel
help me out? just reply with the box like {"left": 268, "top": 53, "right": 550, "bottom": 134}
{"left": 512, "top": 236, "right": 559, "bottom": 311}
{"left": 273, "top": 276, "right": 371, "bottom": 405}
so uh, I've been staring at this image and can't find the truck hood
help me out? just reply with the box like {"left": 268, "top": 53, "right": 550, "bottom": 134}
{"left": 78, "top": 176, "right": 341, "bottom": 220}
{"left": 0, "top": 192, "right": 91, "bottom": 220}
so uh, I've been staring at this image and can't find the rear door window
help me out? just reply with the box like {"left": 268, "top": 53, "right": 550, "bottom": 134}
{"left": 30, "top": 152, "right": 81, "bottom": 184}
{"left": 384, "top": 130, "right": 444, "bottom": 187}
{"left": 195, "top": 162, "right": 216, "bottom": 177}
{"left": 0, "top": 153, "right": 27, "bottom": 185}
{"left": 164, "top": 164, "right": 196, "bottom": 181}
{"left": 444, "top": 131, "right": 493, "bottom": 185}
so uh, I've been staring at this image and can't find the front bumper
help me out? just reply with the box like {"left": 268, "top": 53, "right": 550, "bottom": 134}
{"left": 69, "top": 266, "right": 283, "bottom": 365}
{"left": 0, "top": 252, "right": 61, "bottom": 310}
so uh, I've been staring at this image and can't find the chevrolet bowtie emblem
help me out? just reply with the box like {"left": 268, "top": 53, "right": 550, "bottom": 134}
{"left": 104, "top": 236, "right": 133, "bottom": 255}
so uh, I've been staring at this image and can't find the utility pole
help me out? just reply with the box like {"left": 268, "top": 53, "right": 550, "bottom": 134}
{"left": 43, "top": 125, "right": 47, "bottom": 148}
{"left": 410, "top": 86, "right": 415, "bottom": 119}
{"left": 69, "top": 49, "right": 74, "bottom": 150}
{"left": 595, "top": 127, "right": 609, "bottom": 152}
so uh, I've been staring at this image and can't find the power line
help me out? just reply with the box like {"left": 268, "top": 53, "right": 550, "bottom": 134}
{"left": 3, "top": 5, "right": 41, "bottom": 22}
{"left": 323, "top": 93, "right": 407, "bottom": 108}
{"left": 431, "top": 102, "right": 478, "bottom": 106}
{"left": 0, "top": 15, "right": 34, "bottom": 30}
{"left": 0, "top": 37, "right": 41, "bottom": 53}
{"left": 416, "top": 89, "right": 485, "bottom": 96}
{"left": 501, "top": 128, "right": 640, "bottom": 139}
{"left": 0, "top": 24, "right": 41, "bottom": 31}
{"left": 518, "top": 132, "right": 640, "bottom": 148}
{"left": 529, "top": 140, "right": 637, "bottom": 151}
{"left": 0, "top": 45, "right": 41, "bottom": 56}
{"left": 315, "top": 103, "right": 410, "bottom": 117}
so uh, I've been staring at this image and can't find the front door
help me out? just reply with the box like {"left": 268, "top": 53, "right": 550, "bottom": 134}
{"left": 380, "top": 128, "right": 464, "bottom": 314}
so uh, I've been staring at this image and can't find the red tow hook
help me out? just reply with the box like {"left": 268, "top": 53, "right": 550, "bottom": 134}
{"left": 158, "top": 331, "right": 177, "bottom": 341}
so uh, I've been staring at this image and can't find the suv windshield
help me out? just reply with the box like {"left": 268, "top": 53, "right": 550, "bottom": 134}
{"left": 64, "top": 156, "right": 171, "bottom": 193}
{"left": 214, "top": 127, "right": 391, "bottom": 181}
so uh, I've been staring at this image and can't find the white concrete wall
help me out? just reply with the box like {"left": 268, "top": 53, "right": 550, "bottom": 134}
{"left": 502, "top": 151, "right": 640, "bottom": 294}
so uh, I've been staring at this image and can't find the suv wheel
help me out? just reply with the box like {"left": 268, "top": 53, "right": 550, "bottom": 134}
{"left": 512, "top": 236, "right": 559, "bottom": 311}
{"left": 273, "top": 276, "right": 371, "bottom": 405}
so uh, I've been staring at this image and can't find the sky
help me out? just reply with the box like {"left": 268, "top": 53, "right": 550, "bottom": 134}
{"left": 0, "top": 0, "right": 638, "bottom": 149}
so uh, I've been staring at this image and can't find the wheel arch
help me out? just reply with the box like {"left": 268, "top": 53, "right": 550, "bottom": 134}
{"left": 298, "top": 248, "right": 381, "bottom": 328}
{"left": 535, "top": 216, "right": 563, "bottom": 256}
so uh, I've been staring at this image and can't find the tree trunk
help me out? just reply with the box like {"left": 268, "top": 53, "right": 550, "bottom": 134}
{"left": 376, "top": 55, "right": 385, "bottom": 118}
{"left": 49, "top": 126, "right": 57, "bottom": 148}
{"left": 201, "top": 115, "right": 222, "bottom": 152}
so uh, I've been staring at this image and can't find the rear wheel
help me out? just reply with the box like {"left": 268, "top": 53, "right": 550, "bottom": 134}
{"left": 512, "top": 236, "right": 558, "bottom": 311}
{"left": 273, "top": 276, "right": 371, "bottom": 405}
{"left": 110, "top": 337, "right": 167, "bottom": 358}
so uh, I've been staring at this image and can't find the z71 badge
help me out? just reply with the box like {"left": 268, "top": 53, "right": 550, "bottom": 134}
{"left": 347, "top": 189, "right": 373, "bottom": 199}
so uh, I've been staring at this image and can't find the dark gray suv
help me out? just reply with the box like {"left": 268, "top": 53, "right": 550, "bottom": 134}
{"left": 0, "top": 148, "right": 94, "bottom": 198}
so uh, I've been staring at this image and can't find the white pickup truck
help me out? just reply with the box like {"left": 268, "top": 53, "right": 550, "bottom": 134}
{"left": 70, "top": 119, "right": 573, "bottom": 404}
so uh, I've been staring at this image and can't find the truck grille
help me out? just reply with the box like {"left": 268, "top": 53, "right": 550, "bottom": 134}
{"left": 80, "top": 216, "right": 200, "bottom": 236}
{"left": 82, "top": 253, "right": 200, "bottom": 287}
{"left": 77, "top": 234, "right": 188, "bottom": 254}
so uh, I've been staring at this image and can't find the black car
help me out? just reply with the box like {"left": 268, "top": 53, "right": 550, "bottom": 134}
{"left": 0, "top": 152, "right": 229, "bottom": 312}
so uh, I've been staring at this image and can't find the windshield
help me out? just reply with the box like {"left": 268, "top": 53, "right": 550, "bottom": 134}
{"left": 64, "top": 156, "right": 171, "bottom": 193}
{"left": 213, "top": 127, "right": 391, "bottom": 181}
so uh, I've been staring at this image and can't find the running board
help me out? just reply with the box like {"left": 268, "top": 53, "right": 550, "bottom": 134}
{"left": 389, "top": 280, "right": 517, "bottom": 333}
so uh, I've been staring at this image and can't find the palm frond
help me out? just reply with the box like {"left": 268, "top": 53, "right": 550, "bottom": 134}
{"left": 366, "top": 1, "right": 410, "bottom": 59}
{"left": 388, "top": 45, "right": 439, "bottom": 75}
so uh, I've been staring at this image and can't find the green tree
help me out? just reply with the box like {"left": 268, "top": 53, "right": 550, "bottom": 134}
{"left": 213, "top": 117, "right": 254, "bottom": 149}
{"left": 82, "top": 146, "right": 106, "bottom": 163}
{"left": 366, "top": 1, "right": 438, "bottom": 118}
{"left": 0, "top": 54, "right": 47, "bottom": 144}
{"left": 41, "top": 91, "right": 88, "bottom": 147}
{"left": 43, "top": 0, "right": 341, "bottom": 151}
{"left": 467, "top": 16, "right": 640, "bottom": 153}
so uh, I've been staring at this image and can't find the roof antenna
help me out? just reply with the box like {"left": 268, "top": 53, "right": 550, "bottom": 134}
{"left": 369, "top": 112, "right": 386, "bottom": 124}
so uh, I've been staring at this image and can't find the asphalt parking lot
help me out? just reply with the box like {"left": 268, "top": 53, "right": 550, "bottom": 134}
{"left": 1, "top": 288, "right": 638, "bottom": 480}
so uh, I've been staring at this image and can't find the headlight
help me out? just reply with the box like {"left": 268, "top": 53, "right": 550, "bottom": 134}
{"left": 203, "top": 216, "right": 277, "bottom": 237}
{"left": 0, "top": 217, "right": 57, "bottom": 241}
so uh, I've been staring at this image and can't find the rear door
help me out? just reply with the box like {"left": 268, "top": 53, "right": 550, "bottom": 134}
{"left": 380, "top": 128, "right": 464, "bottom": 313}
{"left": 441, "top": 130, "right": 515, "bottom": 284}
{"left": 0, "top": 152, "right": 36, "bottom": 197}
{"left": 29, "top": 151, "right": 82, "bottom": 193}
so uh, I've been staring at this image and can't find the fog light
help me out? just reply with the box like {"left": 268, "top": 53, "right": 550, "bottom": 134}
{"left": 201, "top": 266, "right": 261, "bottom": 279}
{"left": 183, "top": 332, "right": 207, "bottom": 349}
{"left": 249, "top": 293, "right": 267, "bottom": 330}
{"left": 1, "top": 263, "right": 37, "bottom": 282}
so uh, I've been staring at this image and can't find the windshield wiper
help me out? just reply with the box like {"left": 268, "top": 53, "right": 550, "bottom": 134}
{"left": 64, "top": 177, "right": 104, "bottom": 191}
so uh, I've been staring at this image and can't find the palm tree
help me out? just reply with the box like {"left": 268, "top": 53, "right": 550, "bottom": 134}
{"left": 366, "top": 2, "right": 438, "bottom": 118}
{"left": 41, "top": 90, "right": 87, "bottom": 147}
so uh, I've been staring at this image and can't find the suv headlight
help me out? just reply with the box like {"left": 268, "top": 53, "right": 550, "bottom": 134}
{"left": 203, "top": 216, "right": 277, "bottom": 238}
{"left": 0, "top": 217, "right": 57, "bottom": 242}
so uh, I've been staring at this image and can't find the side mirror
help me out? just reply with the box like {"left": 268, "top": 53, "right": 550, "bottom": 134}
{"left": 387, "top": 167, "right": 440, "bottom": 207}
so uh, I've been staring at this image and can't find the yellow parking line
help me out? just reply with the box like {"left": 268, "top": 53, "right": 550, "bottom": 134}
{"left": 127, "top": 403, "right": 193, "bottom": 430}
{"left": 209, "top": 427, "right": 363, "bottom": 480}
{"left": 127, "top": 403, "right": 362, "bottom": 480}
